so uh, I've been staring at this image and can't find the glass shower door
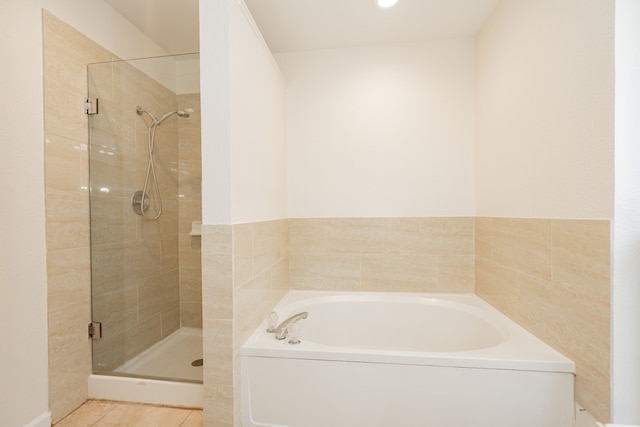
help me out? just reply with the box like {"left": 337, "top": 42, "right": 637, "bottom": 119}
{"left": 87, "top": 54, "right": 202, "bottom": 382}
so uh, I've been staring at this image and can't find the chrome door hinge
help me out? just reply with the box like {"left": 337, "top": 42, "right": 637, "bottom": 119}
{"left": 88, "top": 321, "right": 102, "bottom": 340}
{"left": 84, "top": 97, "right": 99, "bottom": 115}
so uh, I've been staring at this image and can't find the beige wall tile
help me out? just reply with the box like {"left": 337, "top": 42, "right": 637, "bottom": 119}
{"left": 399, "top": 217, "right": 475, "bottom": 256}
{"left": 46, "top": 247, "right": 91, "bottom": 310}
{"left": 491, "top": 218, "right": 553, "bottom": 280}
{"left": 289, "top": 217, "right": 476, "bottom": 293}
{"left": 253, "top": 220, "right": 285, "bottom": 273}
{"left": 438, "top": 255, "right": 475, "bottom": 292}
{"left": 181, "top": 302, "right": 203, "bottom": 327}
{"left": 288, "top": 218, "right": 325, "bottom": 255}
{"left": 234, "top": 271, "right": 273, "bottom": 353}
{"left": 289, "top": 253, "right": 361, "bottom": 291}
{"left": 474, "top": 217, "right": 611, "bottom": 422}
{"left": 178, "top": 93, "right": 202, "bottom": 328}
{"left": 180, "top": 267, "right": 203, "bottom": 302}
{"left": 44, "top": 134, "right": 88, "bottom": 195}
{"left": 203, "top": 286, "right": 232, "bottom": 322}
{"left": 202, "top": 224, "right": 233, "bottom": 254}
{"left": 203, "top": 385, "right": 234, "bottom": 427}
{"left": 233, "top": 223, "right": 254, "bottom": 286}
{"left": 203, "top": 319, "right": 233, "bottom": 387}
{"left": 361, "top": 254, "right": 439, "bottom": 292}
{"left": 271, "top": 256, "right": 290, "bottom": 305}
{"left": 202, "top": 253, "right": 233, "bottom": 290}
{"left": 474, "top": 255, "right": 519, "bottom": 319}
{"left": 43, "top": 12, "right": 99, "bottom": 421}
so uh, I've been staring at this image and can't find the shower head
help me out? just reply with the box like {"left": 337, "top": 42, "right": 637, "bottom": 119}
{"left": 177, "top": 108, "right": 193, "bottom": 118}
{"left": 156, "top": 109, "right": 191, "bottom": 124}
{"left": 137, "top": 106, "right": 193, "bottom": 126}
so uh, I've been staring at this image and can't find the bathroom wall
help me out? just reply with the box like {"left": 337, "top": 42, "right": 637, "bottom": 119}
{"left": 201, "top": 221, "right": 289, "bottom": 426}
{"left": 200, "top": 0, "right": 288, "bottom": 425}
{"left": 289, "top": 218, "right": 474, "bottom": 293}
{"left": 89, "top": 58, "right": 182, "bottom": 372}
{"left": 475, "top": 0, "right": 615, "bottom": 422}
{"left": 4, "top": 2, "right": 167, "bottom": 424}
{"left": 0, "top": 4, "right": 51, "bottom": 425}
{"left": 475, "top": 0, "right": 614, "bottom": 219}
{"left": 613, "top": 0, "right": 640, "bottom": 422}
{"left": 201, "top": 1, "right": 287, "bottom": 226}
{"left": 43, "top": 11, "right": 116, "bottom": 420}
{"left": 178, "top": 92, "right": 203, "bottom": 327}
{"left": 475, "top": 218, "right": 611, "bottom": 420}
{"left": 277, "top": 38, "right": 475, "bottom": 218}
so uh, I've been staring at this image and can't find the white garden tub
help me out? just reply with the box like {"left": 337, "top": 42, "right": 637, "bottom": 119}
{"left": 241, "top": 291, "right": 576, "bottom": 427}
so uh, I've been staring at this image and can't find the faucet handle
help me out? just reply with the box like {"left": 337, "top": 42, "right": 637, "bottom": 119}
{"left": 288, "top": 321, "right": 301, "bottom": 345}
{"left": 266, "top": 311, "right": 278, "bottom": 333}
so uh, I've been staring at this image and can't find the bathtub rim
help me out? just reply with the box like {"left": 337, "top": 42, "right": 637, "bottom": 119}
{"left": 240, "top": 290, "right": 576, "bottom": 374}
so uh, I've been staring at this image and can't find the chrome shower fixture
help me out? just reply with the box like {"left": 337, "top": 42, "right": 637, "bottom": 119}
{"left": 132, "top": 105, "right": 192, "bottom": 220}
{"left": 136, "top": 106, "right": 192, "bottom": 126}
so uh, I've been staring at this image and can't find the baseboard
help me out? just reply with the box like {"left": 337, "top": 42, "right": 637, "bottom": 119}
{"left": 23, "top": 411, "right": 51, "bottom": 427}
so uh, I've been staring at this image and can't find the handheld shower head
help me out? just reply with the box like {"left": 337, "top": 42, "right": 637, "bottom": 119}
{"left": 136, "top": 106, "right": 192, "bottom": 125}
{"left": 155, "top": 108, "right": 193, "bottom": 125}
{"left": 177, "top": 108, "right": 193, "bottom": 118}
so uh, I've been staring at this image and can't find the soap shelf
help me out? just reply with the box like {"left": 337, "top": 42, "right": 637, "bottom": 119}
{"left": 190, "top": 221, "right": 202, "bottom": 236}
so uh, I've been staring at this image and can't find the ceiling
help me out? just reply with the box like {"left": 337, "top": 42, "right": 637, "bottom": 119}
{"left": 104, "top": 0, "right": 501, "bottom": 54}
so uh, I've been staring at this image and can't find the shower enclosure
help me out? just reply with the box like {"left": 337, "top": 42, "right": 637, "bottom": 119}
{"left": 87, "top": 53, "right": 202, "bottom": 384}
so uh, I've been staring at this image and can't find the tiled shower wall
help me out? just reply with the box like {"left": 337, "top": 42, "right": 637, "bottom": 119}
{"left": 44, "top": 12, "right": 201, "bottom": 422}
{"left": 178, "top": 93, "right": 203, "bottom": 327}
{"left": 475, "top": 218, "right": 611, "bottom": 422}
{"left": 89, "top": 59, "right": 181, "bottom": 372}
{"left": 43, "top": 11, "right": 116, "bottom": 421}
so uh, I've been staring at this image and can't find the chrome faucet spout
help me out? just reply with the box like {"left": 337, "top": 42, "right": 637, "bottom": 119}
{"left": 274, "top": 311, "right": 308, "bottom": 340}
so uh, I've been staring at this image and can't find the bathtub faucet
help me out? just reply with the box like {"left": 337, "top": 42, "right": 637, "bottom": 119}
{"left": 274, "top": 312, "right": 308, "bottom": 340}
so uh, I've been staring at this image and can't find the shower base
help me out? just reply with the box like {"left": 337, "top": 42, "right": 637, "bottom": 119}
{"left": 116, "top": 327, "right": 203, "bottom": 381}
{"left": 88, "top": 327, "right": 203, "bottom": 408}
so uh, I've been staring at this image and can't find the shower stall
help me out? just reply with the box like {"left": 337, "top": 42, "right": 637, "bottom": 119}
{"left": 86, "top": 53, "right": 203, "bottom": 396}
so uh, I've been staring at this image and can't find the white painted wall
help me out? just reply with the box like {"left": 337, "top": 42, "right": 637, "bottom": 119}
{"left": 278, "top": 39, "right": 476, "bottom": 218}
{"left": 475, "top": 0, "right": 615, "bottom": 219}
{"left": 200, "top": 0, "right": 232, "bottom": 225}
{"left": 176, "top": 55, "right": 201, "bottom": 95}
{"left": 230, "top": 1, "right": 287, "bottom": 224}
{"left": 0, "top": 2, "right": 167, "bottom": 425}
{"left": 201, "top": 0, "right": 287, "bottom": 225}
{"left": 613, "top": 0, "right": 640, "bottom": 422}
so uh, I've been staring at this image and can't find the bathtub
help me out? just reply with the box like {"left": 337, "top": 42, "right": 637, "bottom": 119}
{"left": 240, "top": 291, "right": 576, "bottom": 427}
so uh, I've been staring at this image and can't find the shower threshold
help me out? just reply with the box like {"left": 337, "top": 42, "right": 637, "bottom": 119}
{"left": 89, "top": 327, "right": 203, "bottom": 408}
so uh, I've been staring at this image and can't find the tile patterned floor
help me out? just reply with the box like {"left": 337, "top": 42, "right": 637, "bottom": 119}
{"left": 54, "top": 400, "right": 202, "bottom": 426}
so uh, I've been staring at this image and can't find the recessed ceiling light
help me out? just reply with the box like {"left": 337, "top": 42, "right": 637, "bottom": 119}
{"left": 375, "top": 0, "right": 398, "bottom": 9}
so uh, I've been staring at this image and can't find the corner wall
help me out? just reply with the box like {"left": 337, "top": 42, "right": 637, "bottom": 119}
{"left": 613, "top": 0, "right": 640, "bottom": 422}
{"left": 43, "top": 12, "right": 115, "bottom": 420}
{"left": 1, "top": 1, "right": 169, "bottom": 424}
{"left": 41, "top": 5, "right": 172, "bottom": 423}
{"left": 475, "top": 0, "right": 615, "bottom": 422}
{"left": 0, "top": 4, "right": 51, "bottom": 425}
{"left": 199, "top": 1, "right": 288, "bottom": 425}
